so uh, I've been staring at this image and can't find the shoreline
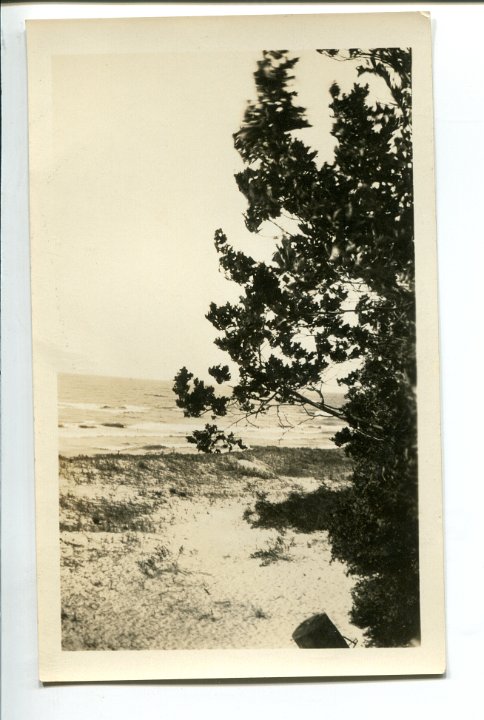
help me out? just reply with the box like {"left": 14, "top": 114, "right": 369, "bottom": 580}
{"left": 57, "top": 432, "right": 344, "bottom": 457}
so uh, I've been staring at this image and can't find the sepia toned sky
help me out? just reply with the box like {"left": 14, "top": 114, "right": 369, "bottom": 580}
{"left": 49, "top": 48, "right": 363, "bottom": 383}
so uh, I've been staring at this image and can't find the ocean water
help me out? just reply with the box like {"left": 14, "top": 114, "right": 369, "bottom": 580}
{"left": 58, "top": 374, "right": 346, "bottom": 456}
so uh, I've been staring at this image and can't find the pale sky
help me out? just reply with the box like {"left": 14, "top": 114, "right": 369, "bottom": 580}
{"left": 49, "top": 48, "right": 368, "bottom": 384}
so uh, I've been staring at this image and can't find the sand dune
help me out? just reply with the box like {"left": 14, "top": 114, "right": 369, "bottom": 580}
{"left": 59, "top": 448, "right": 364, "bottom": 650}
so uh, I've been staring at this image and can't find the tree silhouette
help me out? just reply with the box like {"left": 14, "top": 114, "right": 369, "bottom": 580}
{"left": 174, "top": 48, "right": 419, "bottom": 646}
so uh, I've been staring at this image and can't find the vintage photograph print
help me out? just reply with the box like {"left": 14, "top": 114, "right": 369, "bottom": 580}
{"left": 28, "top": 13, "right": 445, "bottom": 681}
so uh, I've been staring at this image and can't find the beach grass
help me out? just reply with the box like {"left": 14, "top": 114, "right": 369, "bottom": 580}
{"left": 60, "top": 446, "right": 351, "bottom": 493}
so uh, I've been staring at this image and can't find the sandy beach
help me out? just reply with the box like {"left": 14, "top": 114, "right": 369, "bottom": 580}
{"left": 59, "top": 447, "right": 365, "bottom": 650}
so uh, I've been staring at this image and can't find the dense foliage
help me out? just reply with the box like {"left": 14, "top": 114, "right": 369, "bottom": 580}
{"left": 174, "top": 48, "right": 419, "bottom": 646}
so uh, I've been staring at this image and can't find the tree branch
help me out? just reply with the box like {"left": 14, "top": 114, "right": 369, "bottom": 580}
{"left": 289, "top": 389, "right": 385, "bottom": 442}
{"left": 289, "top": 389, "right": 346, "bottom": 421}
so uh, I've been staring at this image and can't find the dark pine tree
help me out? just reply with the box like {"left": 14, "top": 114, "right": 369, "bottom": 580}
{"left": 173, "top": 49, "right": 419, "bottom": 646}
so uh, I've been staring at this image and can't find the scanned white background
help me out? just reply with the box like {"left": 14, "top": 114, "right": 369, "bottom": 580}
{"left": 2, "top": 1, "right": 483, "bottom": 718}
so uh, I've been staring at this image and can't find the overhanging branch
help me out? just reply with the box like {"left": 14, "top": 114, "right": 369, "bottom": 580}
{"left": 289, "top": 389, "right": 384, "bottom": 442}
